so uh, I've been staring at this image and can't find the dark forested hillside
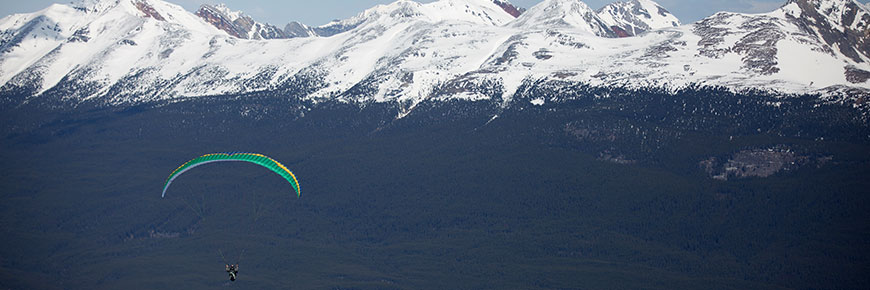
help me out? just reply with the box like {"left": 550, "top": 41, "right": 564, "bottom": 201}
{"left": 1, "top": 88, "right": 869, "bottom": 289}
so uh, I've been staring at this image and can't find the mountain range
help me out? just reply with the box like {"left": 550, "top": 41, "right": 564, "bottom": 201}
{"left": 0, "top": 0, "right": 868, "bottom": 111}
{"left": 2, "top": 2, "right": 870, "bottom": 289}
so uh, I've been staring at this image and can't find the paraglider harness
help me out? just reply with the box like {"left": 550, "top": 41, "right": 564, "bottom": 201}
{"left": 226, "top": 264, "right": 239, "bottom": 281}
{"left": 220, "top": 249, "right": 244, "bottom": 281}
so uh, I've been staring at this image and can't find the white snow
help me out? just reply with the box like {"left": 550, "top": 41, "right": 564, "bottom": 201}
{"left": 0, "top": 0, "right": 868, "bottom": 106}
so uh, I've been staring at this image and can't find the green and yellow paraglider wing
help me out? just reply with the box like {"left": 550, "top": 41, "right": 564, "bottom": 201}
{"left": 161, "top": 153, "right": 300, "bottom": 198}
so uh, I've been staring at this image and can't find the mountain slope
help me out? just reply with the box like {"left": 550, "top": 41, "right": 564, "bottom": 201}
{"left": 0, "top": 0, "right": 868, "bottom": 109}
{"left": 784, "top": 0, "right": 870, "bottom": 65}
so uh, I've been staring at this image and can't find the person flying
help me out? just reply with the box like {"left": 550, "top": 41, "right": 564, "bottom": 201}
{"left": 226, "top": 264, "right": 239, "bottom": 281}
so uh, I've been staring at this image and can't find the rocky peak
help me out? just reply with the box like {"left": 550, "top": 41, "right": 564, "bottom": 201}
{"left": 510, "top": 0, "right": 616, "bottom": 37}
{"left": 70, "top": 0, "right": 120, "bottom": 13}
{"left": 493, "top": 0, "right": 525, "bottom": 18}
{"left": 195, "top": 3, "right": 288, "bottom": 39}
{"left": 596, "top": 0, "right": 680, "bottom": 37}
{"left": 313, "top": 0, "right": 426, "bottom": 37}
{"left": 311, "top": 0, "right": 519, "bottom": 37}
{"left": 283, "top": 21, "right": 317, "bottom": 38}
{"left": 425, "top": 0, "right": 519, "bottom": 25}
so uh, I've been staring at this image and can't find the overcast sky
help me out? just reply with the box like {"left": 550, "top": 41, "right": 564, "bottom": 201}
{"left": 2, "top": 0, "right": 869, "bottom": 26}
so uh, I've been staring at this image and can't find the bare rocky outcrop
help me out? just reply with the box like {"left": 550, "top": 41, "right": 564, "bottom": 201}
{"left": 700, "top": 146, "right": 832, "bottom": 180}
{"left": 693, "top": 13, "right": 732, "bottom": 59}
{"left": 493, "top": 0, "right": 525, "bottom": 18}
{"left": 134, "top": 0, "right": 165, "bottom": 21}
{"left": 733, "top": 17, "right": 785, "bottom": 75}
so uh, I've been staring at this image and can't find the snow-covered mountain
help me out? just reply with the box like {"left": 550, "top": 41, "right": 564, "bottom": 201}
{"left": 313, "top": 0, "right": 522, "bottom": 37}
{"left": 195, "top": 3, "right": 288, "bottom": 39}
{"left": 596, "top": 0, "right": 680, "bottom": 37}
{"left": 510, "top": 0, "right": 617, "bottom": 36}
{"left": 0, "top": 0, "right": 868, "bottom": 109}
{"left": 283, "top": 21, "right": 317, "bottom": 38}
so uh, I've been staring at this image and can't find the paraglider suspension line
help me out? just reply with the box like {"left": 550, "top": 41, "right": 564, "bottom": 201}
{"left": 218, "top": 248, "right": 246, "bottom": 266}
{"left": 218, "top": 249, "right": 229, "bottom": 265}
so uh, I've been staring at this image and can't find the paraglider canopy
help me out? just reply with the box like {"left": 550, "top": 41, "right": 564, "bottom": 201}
{"left": 162, "top": 152, "right": 300, "bottom": 198}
